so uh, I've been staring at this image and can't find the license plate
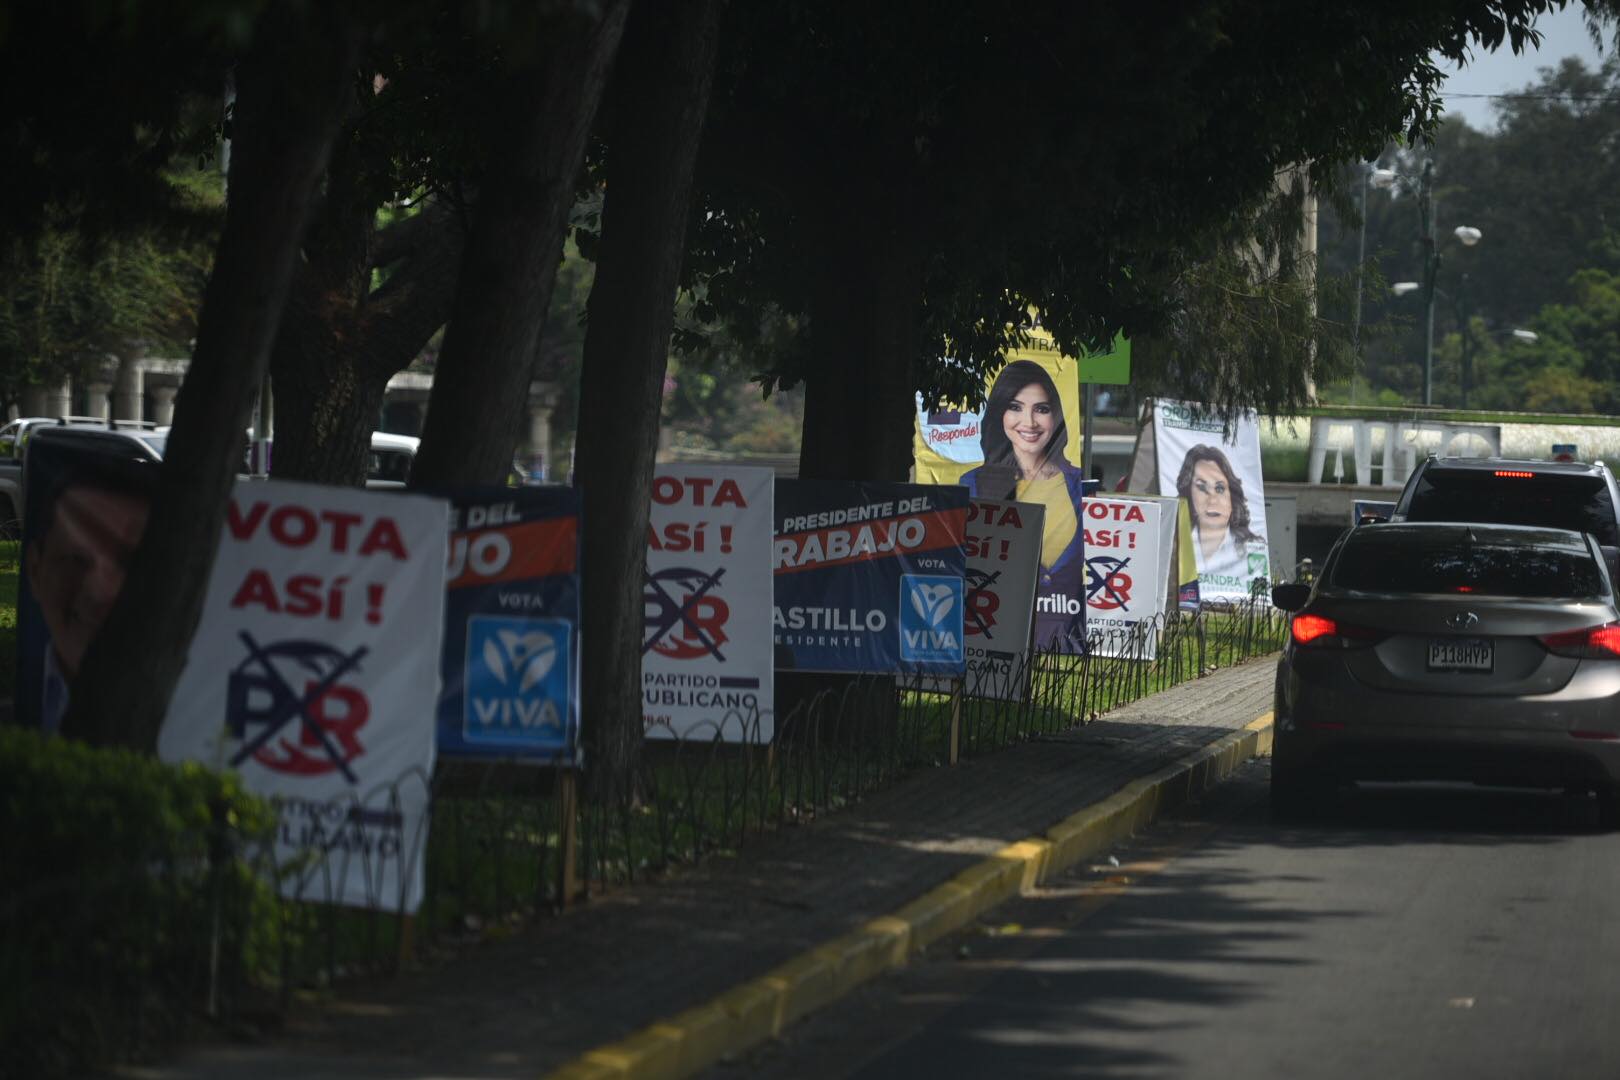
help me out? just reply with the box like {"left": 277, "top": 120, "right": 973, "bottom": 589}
{"left": 1428, "top": 637, "right": 1493, "bottom": 672}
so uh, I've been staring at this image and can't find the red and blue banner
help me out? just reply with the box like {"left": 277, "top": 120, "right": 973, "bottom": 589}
{"left": 435, "top": 488, "right": 582, "bottom": 764}
{"left": 643, "top": 466, "right": 775, "bottom": 744}
{"left": 773, "top": 481, "right": 969, "bottom": 675}
{"left": 159, "top": 480, "right": 451, "bottom": 913}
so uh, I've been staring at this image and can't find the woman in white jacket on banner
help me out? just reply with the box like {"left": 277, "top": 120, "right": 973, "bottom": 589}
{"left": 1174, "top": 443, "right": 1265, "bottom": 593}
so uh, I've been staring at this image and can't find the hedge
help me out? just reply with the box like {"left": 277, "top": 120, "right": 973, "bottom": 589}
{"left": 0, "top": 727, "right": 278, "bottom": 1078}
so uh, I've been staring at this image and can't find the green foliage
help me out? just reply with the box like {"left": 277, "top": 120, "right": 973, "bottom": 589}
{"left": 525, "top": 237, "right": 597, "bottom": 461}
{"left": 660, "top": 300, "right": 807, "bottom": 454}
{"left": 662, "top": 357, "right": 806, "bottom": 455}
{"left": 686, "top": 1, "right": 1585, "bottom": 422}
{"left": 1443, "top": 268, "right": 1620, "bottom": 413}
{"left": 0, "top": 728, "right": 277, "bottom": 1078}
{"left": 0, "top": 2, "right": 252, "bottom": 244}
{"left": 0, "top": 206, "right": 215, "bottom": 411}
{"left": 1440, "top": 55, "right": 1620, "bottom": 327}
{"left": 1127, "top": 176, "right": 1358, "bottom": 419}
{"left": 1315, "top": 375, "right": 1412, "bottom": 408}
{"left": 1321, "top": 50, "right": 1620, "bottom": 410}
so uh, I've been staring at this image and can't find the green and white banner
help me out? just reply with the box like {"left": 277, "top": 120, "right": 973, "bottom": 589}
{"left": 1152, "top": 400, "right": 1271, "bottom": 604}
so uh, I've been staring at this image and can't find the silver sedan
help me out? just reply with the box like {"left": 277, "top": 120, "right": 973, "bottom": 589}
{"left": 1270, "top": 522, "right": 1620, "bottom": 822}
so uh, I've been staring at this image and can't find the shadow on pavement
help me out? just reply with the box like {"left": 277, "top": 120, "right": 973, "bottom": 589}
{"left": 734, "top": 759, "right": 1606, "bottom": 1079}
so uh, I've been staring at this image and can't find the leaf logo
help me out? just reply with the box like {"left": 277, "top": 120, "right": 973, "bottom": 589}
{"left": 482, "top": 629, "right": 558, "bottom": 693}
{"left": 910, "top": 582, "right": 956, "bottom": 627}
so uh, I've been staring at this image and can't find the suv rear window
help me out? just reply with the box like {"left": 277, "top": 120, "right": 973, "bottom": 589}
{"left": 1402, "top": 469, "right": 1619, "bottom": 547}
{"left": 369, "top": 450, "right": 412, "bottom": 484}
{"left": 1331, "top": 529, "right": 1605, "bottom": 598}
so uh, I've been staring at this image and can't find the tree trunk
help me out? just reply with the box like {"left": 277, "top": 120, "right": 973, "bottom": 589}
{"left": 271, "top": 135, "right": 466, "bottom": 486}
{"left": 783, "top": 182, "right": 926, "bottom": 741}
{"left": 270, "top": 326, "right": 388, "bottom": 485}
{"left": 63, "top": 9, "right": 359, "bottom": 750}
{"left": 409, "top": 2, "right": 628, "bottom": 490}
{"left": 798, "top": 186, "right": 925, "bottom": 482}
{"left": 576, "top": 0, "right": 722, "bottom": 784}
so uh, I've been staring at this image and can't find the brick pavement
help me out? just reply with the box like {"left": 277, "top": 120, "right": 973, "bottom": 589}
{"left": 122, "top": 657, "right": 1276, "bottom": 1080}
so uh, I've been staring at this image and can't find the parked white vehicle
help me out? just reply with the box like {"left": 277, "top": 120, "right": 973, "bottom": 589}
{"left": 0, "top": 423, "right": 418, "bottom": 536}
{"left": 0, "top": 417, "right": 165, "bottom": 536}
{"left": 366, "top": 431, "right": 420, "bottom": 488}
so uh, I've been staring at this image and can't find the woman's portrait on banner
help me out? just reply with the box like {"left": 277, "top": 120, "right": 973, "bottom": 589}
{"left": 1152, "top": 401, "right": 1272, "bottom": 604}
{"left": 960, "top": 360, "right": 1087, "bottom": 647}
{"left": 1179, "top": 443, "right": 1263, "bottom": 599}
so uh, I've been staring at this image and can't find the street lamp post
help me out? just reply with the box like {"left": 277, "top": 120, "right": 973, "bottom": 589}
{"left": 1350, "top": 160, "right": 1372, "bottom": 404}
{"left": 1372, "top": 159, "right": 1481, "bottom": 407}
{"left": 1417, "top": 159, "right": 1438, "bottom": 406}
{"left": 1456, "top": 277, "right": 1475, "bottom": 408}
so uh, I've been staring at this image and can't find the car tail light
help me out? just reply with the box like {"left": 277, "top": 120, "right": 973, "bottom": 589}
{"left": 1493, "top": 470, "right": 1535, "bottom": 478}
{"left": 1540, "top": 622, "right": 1620, "bottom": 659}
{"left": 1291, "top": 614, "right": 1384, "bottom": 649}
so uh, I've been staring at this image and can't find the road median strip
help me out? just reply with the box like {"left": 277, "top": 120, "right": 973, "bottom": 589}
{"left": 545, "top": 711, "right": 1274, "bottom": 1080}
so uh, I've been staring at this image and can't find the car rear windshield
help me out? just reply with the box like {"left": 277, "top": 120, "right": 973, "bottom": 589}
{"left": 1332, "top": 531, "right": 1605, "bottom": 598}
{"left": 1402, "top": 469, "right": 1619, "bottom": 547}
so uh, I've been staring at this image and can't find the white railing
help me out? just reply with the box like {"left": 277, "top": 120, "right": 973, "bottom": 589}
{"left": 1307, "top": 417, "right": 1501, "bottom": 487}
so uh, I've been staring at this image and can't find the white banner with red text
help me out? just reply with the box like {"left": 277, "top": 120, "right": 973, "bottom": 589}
{"left": 643, "top": 465, "right": 775, "bottom": 743}
{"left": 960, "top": 498, "right": 1044, "bottom": 700}
{"left": 158, "top": 480, "right": 450, "bottom": 913}
{"left": 1082, "top": 497, "right": 1166, "bottom": 659}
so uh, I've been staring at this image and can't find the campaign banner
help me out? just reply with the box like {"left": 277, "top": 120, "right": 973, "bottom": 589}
{"left": 1082, "top": 497, "right": 1166, "bottom": 659}
{"left": 436, "top": 487, "right": 582, "bottom": 764}
{"left": 915, "top": 350, "right": 1092, "bottom": 651}
{"left": 643, "top": 466, "right": 774, "bottom": 743}
{"left": 913, "top": 343, "right": 1083, "bottom": 487}
{"left": 1109, "top": 492, "right": 1183, "bottom": 616}
{"left": 912, "top": 324, "right": 1129, "bottom": 485}
{"left": 1176, "top": 499, "right": 1202, "bottom": 612}
{"left": 774, "top": 481, "right": 969, "bottom": 675}
{"left": 14, "top": 432, "right": 163, "bottom": 733}
{"left": 159, "top": 481, "right": 450, "bottom": 914}
{"left": 1152, "top": 400, "right": 1271, "bottom": 604}
{"left": 961, "top": 498, "right": 1043, "bottom": 700}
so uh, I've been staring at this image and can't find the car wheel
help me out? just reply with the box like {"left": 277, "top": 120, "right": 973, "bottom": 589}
{"left": 1596, "top": 786, "right": 1620, "bottom": 833}
{"left": 1270, "top": 757, "right": 1329, "bottom": 821}
{"left": 1557, "top": 785, "right": 1619, "bottom": 832}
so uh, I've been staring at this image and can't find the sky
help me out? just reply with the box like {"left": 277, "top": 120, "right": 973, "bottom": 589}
{"left": 1434, "top": 4, "right": 1612, "bottom": 131}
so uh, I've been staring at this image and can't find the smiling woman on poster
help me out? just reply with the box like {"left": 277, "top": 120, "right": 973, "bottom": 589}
{"left": 1175, "top": 444, "right": 1266, "bottom": 588}
{"left": 959, "top": 360, "right": 1086, "bottom": 643}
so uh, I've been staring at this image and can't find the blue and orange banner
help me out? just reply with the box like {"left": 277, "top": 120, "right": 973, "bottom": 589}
{"left": 773, "top": 480, "right": 969, "bottom": 675}
{"left": 436, "top": 487, "right": 582, "bottom": 764}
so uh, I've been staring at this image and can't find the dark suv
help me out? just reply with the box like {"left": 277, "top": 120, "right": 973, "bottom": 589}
{"left": 1390, "top": 456, "right": 1620, "bottom": 562}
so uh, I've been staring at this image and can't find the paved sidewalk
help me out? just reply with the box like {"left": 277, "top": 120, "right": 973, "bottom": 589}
{"left": 125, "top": 658, "right": 1276, "bottom": 1080}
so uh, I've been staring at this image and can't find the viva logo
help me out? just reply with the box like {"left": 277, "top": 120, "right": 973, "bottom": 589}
{"left": 899, "top": 575, "right": 965, "bottom": 665}
{"left": 464, "top": 615, "right": 572, "bottom": 750}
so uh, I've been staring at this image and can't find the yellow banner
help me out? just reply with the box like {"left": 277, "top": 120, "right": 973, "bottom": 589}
{"left": 913, "top": 332, "right": 1083, "bottom": 486}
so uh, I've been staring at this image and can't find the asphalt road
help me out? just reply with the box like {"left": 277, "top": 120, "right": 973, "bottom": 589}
{"left": 718, "top": 759, "right": 1620, "bottom": 1079}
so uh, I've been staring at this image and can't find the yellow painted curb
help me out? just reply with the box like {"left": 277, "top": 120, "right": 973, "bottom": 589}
{"left": 543, "top": 710, "right": 1275, "bottom": 1079}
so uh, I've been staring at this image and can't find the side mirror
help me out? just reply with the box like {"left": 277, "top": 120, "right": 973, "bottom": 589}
{"left": 1357, "top": 512, "right": 1388, "bottom": 526}
{"left": 1271, "top": 582, "right": 1311, "bottom": 611}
